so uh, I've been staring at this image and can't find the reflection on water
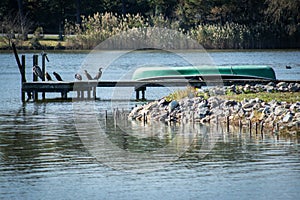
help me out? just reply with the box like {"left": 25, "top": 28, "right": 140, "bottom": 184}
{"left": 0, "top": 103, "right": 299, "bottom": 199}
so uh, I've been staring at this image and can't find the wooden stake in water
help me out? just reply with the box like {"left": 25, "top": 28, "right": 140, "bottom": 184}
{"left": 226, "top": 116, "right": 230, "bottom": 133}
{"left": 249, "top": 120, "right": 252, "bottom": 136}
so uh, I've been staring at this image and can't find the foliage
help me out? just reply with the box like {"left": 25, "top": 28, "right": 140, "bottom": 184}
{"left": 165, "top": 86, "right": 198, "bottom": 102}
{"left": 222, "top": 92, "right": 300, "bottom": 104}
{"left": 0, "top": 0, "right": 299, "bottom": 49}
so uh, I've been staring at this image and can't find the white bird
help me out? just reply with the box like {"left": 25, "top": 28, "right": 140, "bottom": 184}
{"left": 33, "top": 65, "right": 43, "bottom": 80}
{"left": 94, "top": 68, "right": 102, "bottom": 80}
{"left": 75, "top": 73, "right": 82, "bottom": 81}
{"left": 84, "top": 70, "right": 93, "bottom": 80}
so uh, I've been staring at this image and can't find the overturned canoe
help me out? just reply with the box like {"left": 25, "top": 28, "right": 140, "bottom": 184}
{"left": 132, "top": 65, "right": 276, "bottom": 81}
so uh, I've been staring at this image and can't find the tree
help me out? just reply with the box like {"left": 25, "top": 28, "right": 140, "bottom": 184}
{"left": 265, "top": 0, "right": 300, "bottom": 36}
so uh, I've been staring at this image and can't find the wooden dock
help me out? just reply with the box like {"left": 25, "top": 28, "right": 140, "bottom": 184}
{"left": 12, "top": 43, "right": 300, "bottom": 102}
{"left": 21, "top": 79, "right": 300, "bottom": 102}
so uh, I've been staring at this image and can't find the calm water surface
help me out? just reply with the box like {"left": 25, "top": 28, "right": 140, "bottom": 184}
{"left": 0, "top": 50, "right": 299, "bottom": 199}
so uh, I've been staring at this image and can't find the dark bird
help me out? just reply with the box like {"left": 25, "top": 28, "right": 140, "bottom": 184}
{"left": 41, "top": 51, "right": 49, "bottom": 62}
{"left": 94, "top": 68, "right": 103, "bottom": 80}
{"left": 75, "top": 73, "right": 82, "bottom": 81}
{"left": 53, "top": 72, "right": 63, "bottom": 81}
{"left": 45, "top": 72, "right": 52, "bottom": 81}
{"left": 84, "top": 70, "right": 93, "bottom": 80}
{"left": 286, "top": 65, "right": 291, "bottom": 69}
{"left": 33, "top": 65, "right": 43, "bottom": 80}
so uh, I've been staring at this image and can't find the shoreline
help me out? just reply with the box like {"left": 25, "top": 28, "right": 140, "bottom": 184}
{"left": 128, "top": 82, "right": 300, "bottom": 137}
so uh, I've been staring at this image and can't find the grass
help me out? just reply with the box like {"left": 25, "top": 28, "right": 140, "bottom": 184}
{"left": 165, "top": 86, "right": 198, "bottom": 101}
{"left": 165, "top": 86, "right": 300, "bottom": 104}
{"left": 222, "top": 92, "right": 300, "bottom": 103}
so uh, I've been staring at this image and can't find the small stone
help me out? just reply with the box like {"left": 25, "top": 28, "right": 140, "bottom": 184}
{"left": 263, "top": 106, "right": 271, "bottom": 114}
{"left": 276, "top": 82, "right": 288, "bottom": 88}
{"left": 242, "top": 102, "right": 255, "bottom": 109}
{"left": 267, "top": 82, "right": 275, "bottom": 86}
{"left": 282, "top": 113, "right": 293, "bottom": 123}
{"left": 169, "top": 100, "right": 179, "bottom": 112}
{"left": 265, "top": 86, "right": 274, "bottom": 93}
{"left": 225, "top": 100, "right": 237, "bottom": 106}
{"left": 274, "top": 106, "right": 285, "bottom": 116}
{"left": 288, "top": 84, "right": 299, "bottom": 92}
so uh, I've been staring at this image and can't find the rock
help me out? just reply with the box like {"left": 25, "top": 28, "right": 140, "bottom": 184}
{"left": 212, "top": 87, "right": 225, "bottom": 95}
{"left": 197, "top": 99, "right": 208, "bottom": 108}
{"left": 169, "top": 100, "right": 179, "bottom": 112}
{"left": 128, "top": 106, "right": 144, "bottom": 119}
{"left": 242, "top": 102, "right": 255, "bottom": 109}
{"left": 225, "top": 100, "right": 237, "bottom": 106}
{"left": 243, "top": 84, "right": 251, "bottom": 93}
{"left": 263, "top": 106, "right": 271, "bottom": 114}
{"left": 208, "top": 97, "right": 220, "bottom": 108}
{"left": 274, "top": 106, "right": 285, "bottom": 116}
{"left": 267, "top": 82, "right": 276, "bottom": 86}
{"left": 282, "top": 113, "right": 293, "bottom": 123}
{"left": 265, "top": 86, "right": 274, "bottom": 93}
{"left": 288, "top": 83, "right": 299, "bottom": 92}
{"left": 198, "top": 107, "right": 209, "bottom": 118}
{"left": 276, "top": 82, "right": 288, "bottom": 88}
{"left": 290, "top": 103, "right": 300, "bottom": 113}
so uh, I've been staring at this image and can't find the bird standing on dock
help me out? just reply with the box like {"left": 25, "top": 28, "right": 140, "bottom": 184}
{"left": 45, "top": 72, "right": 52, "bottom": 81}
{"left": 53, "top": 72, "right": 63, "bottom": 81}
{"left": 84, "top": 70, "right": 93, "bottom": 80}
{"left": 33, "top": 65, "right": 43, "bottom": 80}
{"left": 75, "top": 73, "right": 82, "bottom": 80}
{"left": 94, "top": 68, "right": 102, "bottom": 80}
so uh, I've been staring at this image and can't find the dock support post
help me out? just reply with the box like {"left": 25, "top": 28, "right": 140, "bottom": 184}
{"left": 93, "top": 86, "right": 96, "bottom": 99}
{"left": 142, "top": 88, "right": 145, "bottom": 100}
{"left": 136, "top": 90, "right": 140, "bottom": 100}
{"left": 87, "top": 88, "right": 91, "bottom": 99}
{"left": 61, "top": 91, "right": 68, "bottom": 99}
{"left": 42, "top": 54, "right": 46, "bottom": 100}
{"left": 81, "top": 90, "right": 84, "bottom": 99}
{"left": 135, "top": 86, "right": 146, "bottom": 100}
{"left": 33, "top": 55, "right": 38, "bottom": 101}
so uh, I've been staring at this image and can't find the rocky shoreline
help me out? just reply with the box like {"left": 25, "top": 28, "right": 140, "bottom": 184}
{"left": 128, "top": 82, "right": 300, "bottom": 136}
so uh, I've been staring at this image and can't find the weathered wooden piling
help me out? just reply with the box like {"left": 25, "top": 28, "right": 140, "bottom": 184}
{"left": 21, "top": 55, "right": 26, "bottom": 101}
{"left": 33, "top": 55, "right": 38, "bottom": 101}
{"left": 41, "top": 54, "right": 47, "bottom": 100}
{"left": 255, "top": 122, "right": 258, "bottom": 134}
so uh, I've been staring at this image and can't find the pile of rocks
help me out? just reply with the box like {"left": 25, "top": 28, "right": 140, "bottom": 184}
{"left": 128, "top": 82, "right": 300, "bottom": 135}
{"left": 225, "top": 82, "right": 300, "bottom": 94}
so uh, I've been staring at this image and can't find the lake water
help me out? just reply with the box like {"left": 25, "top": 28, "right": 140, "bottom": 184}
{"left": 0, "top": 50, "right": 300, "bottom": 199}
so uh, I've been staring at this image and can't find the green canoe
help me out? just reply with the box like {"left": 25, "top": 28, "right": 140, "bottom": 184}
{"left": 132, "top": 65, "right": 276, "bottom": 81}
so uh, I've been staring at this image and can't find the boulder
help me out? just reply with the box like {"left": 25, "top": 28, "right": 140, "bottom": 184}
{"left": 274, "top": 106, "right": 285, "bottom": 116}
{"left": 282, "top": 113, "right": 293, "bottom": 123}
{"left": 169, "top": 100, "right": 179, "bottom": 112}
{"left": 276, "top": 82, "right": 288, "bottom": 88}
